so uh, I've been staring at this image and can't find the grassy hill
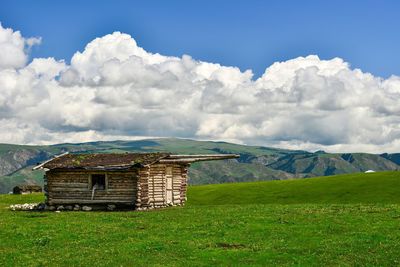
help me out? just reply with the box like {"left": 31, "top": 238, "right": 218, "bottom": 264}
{"left": 189, "top": 171, "right": 400, "bottom": 205}
{"left": 1, "top": 172, "right": 400, "bottom": 266}
{"left": 1, "top": 138, "right": 400, "bottom": 193}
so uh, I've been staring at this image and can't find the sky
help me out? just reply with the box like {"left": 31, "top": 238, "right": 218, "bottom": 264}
{"left": 2, "top": 0, "right": 400, "bottom": 78}
{"left": 0, "top": 0, "right": 400, "bottom": 153}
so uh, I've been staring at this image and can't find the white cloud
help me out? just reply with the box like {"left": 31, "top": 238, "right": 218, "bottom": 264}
{"left": 0, "top": 23, "right": 41, "bottom": 70}
{"left": 0, "top": 24, "right": 400, "bottom": 153}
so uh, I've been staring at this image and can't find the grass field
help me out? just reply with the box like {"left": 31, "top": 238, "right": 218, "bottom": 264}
{"left": 188, "top": 171, "right": 400, "bottom": 205}
{"left": 1, "top": 172, "right": 400, "bottom": 266}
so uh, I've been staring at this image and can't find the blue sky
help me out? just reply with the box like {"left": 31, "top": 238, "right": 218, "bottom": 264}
{"left": 1, "top": 0, "right": 400, "bottom": 152}
{"left": 1, "top": 0, "right": 399, "bottom": 78}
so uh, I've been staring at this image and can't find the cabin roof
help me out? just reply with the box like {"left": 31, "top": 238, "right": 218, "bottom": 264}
{"left": 39, "top": 152, "right": 171, "bottom": 170}
{"left": 34, "top": 152, "right": 240, "bottom": 170}
{"left": 13, "top": 184, "right": 42, "bottom": 191}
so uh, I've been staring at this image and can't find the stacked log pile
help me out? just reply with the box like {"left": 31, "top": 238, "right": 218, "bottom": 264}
{"left": 135, "top": 163, "right": 189, "bottom": 210}
{"left": 136, "top": 166, "right": 150, "bottom": 209}
{"left": 148, "top": 163, "right": 167, "bottom": 208}
{"left": 180, "top": 165, "right": 188, "bottom": 203}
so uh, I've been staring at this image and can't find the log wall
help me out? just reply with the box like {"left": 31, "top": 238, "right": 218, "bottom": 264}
{"left": 45, "top": 163, "right": 189, "bottom": 210}
{"left": 46, "top": 169, "right": 138, "bottom": 205}
{"left": 137, "top": 163, "right": 188, "bottom": 209}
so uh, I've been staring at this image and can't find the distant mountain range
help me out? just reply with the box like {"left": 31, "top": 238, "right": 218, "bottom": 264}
{"left": 0, "top": 138, "right": 399, "bottom": 193}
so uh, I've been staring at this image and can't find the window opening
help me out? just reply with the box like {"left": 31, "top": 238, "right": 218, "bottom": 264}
{"left": 91, "top": 174, "right": 106, "bottom": 190}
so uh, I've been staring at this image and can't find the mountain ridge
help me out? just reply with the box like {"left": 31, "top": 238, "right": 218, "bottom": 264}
{"left": 0, "top": 138, "right": 399, "bottom": 193}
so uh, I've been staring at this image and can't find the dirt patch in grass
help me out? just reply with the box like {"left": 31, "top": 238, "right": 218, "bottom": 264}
{"left": 215, "top": 242, "right": 246, "bottom": 249}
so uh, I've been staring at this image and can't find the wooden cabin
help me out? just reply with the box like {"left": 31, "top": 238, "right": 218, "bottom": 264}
{"left": 34, "top": 152, "right": 238, "bottom": 210}
{"left": 13, "top": 184, "right": 42, "bottom": 194}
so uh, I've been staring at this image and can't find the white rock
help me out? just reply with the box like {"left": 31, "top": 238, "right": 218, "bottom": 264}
{"left": 82, "top": 206, "right": 92, "bottom": 211}
{"left": 9, "top": 203, "right": 39, "bottom": 211}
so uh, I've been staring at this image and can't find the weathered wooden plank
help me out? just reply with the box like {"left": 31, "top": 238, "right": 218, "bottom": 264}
{"left": 49, "top": 192, "right": 135, "bottom": 197}
{"left": 50, "top": 192, "right": 135, "bottom": 197}
{"left": 150, "top": 189, "right": 165, "bottom": 192}
{"left": 49, "top": 199, "right": 135, "bottom": 204}
{"left": 152, "top": 198, "right": 166, "bottom": 202}
{"left": 50, "top": 197, "right": 135, "bottom": 201}
{"left": 49, "top": 195, "right": 136, "bottom": 200}
{"left": 49, "top": 188, "right": 137, "bottom": 194}
{"left": 48, "top": 182, "right": 88, "bottom": 188}
{"left": 50, "top": 187, "right": 89, "bottom": 192}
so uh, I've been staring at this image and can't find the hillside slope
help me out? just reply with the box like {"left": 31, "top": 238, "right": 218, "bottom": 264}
{"left": 188, "top": 171, "right": 400, "bottom": 205}
{"left": 0, "top": 138, "right": 400, "bottom": 193}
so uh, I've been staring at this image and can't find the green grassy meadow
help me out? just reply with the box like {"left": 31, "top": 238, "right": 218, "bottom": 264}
{"left": 1, "top": 172, "right": 400, "bottom": 266}
{"left": 189, "top": 171, "right": 400, "bottom": 205}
